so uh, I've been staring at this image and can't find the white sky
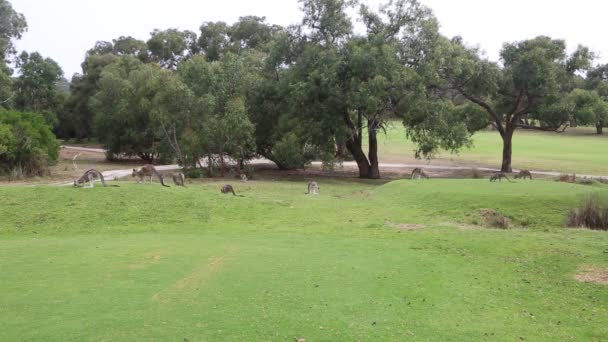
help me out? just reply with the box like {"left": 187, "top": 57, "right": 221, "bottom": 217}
{"left": 10, "top": 0, "right": 608, "bottom": 78}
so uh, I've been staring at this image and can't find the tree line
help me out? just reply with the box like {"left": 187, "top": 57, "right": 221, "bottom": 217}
{"left": 2, "top": 0, "right": 608, "bottom": 178}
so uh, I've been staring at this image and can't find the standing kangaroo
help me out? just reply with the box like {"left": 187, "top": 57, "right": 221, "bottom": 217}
{"left": 306, "top": 181, "right": 320, "bottom": 195}
{"left": 132, "top": 165, "right": 170, "bottom": 187}
{"left": 171, "top": 172, "right": 186, "bottom": 187}
{"left": 74, "top": 169, "right": 106, "bottom": 188}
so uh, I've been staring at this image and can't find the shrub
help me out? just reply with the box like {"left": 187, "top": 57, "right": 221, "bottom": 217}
{"left": 567, "top": 194, "right": 608, "bottom": 231}
{"left": 577, "top": 178, "right": 597, "bottom": 186}
{"left": 271, "top": 133, "right": 312, "bottom": 170}
{"left": 183, "top": 167, "right": 204, "bottom": 179}
{"left": 479, "top": 209, "right": 511, "bottom": 229}
{"left": 0, "top": 109, "right": 59, "bottom": 178}
{"left": 557, "top": 174, "right": 576, "bottom": 183}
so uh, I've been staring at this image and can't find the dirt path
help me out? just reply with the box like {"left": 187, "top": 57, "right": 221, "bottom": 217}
{"left": 61, "top": 146, "right": 605, "bottom": 183}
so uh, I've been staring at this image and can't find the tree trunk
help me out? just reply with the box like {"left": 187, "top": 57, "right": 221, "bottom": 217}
{"left": 501, "top": 127, "right": 515, "bottom": 173}
{"left": 345, "top": 136, "right": 372, "bottom": 178}
{"left": 367, "top": 120, "right": 381, "bottom": 179}
{"left": 597, "top": 120, "right": 604, "bottom": 135}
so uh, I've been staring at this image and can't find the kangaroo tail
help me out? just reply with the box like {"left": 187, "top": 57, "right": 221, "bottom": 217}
{"left": 97, "top": 171, "right": 107, "bottom": 187}
{"left": 154, "top": 170, "right": 170, "bottom": 187}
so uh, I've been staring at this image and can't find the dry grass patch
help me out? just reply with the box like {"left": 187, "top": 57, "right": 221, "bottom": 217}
{"left": 575, "top": 266, "right": 608, "bottom": 285}
{"left": 385, "top": 222, "right": 426, "bottom": 230}
{"left": 479, "top": 209, "right": 511, "bottom": 229}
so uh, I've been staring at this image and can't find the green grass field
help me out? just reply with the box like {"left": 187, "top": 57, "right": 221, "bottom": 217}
{"left": 372, "top": 124, "right": 608, "bottom": 175}
{"left": 1, "top": 180, "right": 607, "bottom": 341}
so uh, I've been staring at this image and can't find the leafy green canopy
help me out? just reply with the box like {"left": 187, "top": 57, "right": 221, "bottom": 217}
{"left": 0, "top": 109, "right": 59, "bottom": 177}
{"left": 14, "top": 52, "right": 64, "bottom": 128}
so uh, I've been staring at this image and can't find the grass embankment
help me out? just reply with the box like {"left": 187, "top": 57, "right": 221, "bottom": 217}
{"left": 1, "top": 180, "right": 607, "bottom": 341}
{"left": 372, "top": 124, "right": 608, "bottom": 175}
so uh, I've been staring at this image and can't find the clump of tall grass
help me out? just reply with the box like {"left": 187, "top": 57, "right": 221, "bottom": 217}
{"left": 567, "top": 194, "right": 608, "bottom": 231}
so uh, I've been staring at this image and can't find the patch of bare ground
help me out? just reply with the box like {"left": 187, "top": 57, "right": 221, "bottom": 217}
{"left": 575, "top": 266, "right": 608, "bottom": 285}
{"left": 0, "top": 147, "right": 143, "bottom": 185}
{"left": 127, "top": 251, "right": 165, "bottom": 270}
{"left": 152, "top": 247, "right": 239, "bottom": 303}
{"left": 443, "top": 222, "right": 483, "bottom": 230}
{"left": 385, "top": 222, "right": 426, "bottom": 230}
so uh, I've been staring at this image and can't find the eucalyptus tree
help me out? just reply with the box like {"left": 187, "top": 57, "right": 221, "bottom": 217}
{"left": 177, "top": 54, "right": 256, "bottom": 175}
{"left": 289, "top": 0, "right": 434, "bottom": 179}
{"left": 147, "top": 29, "right": 198, "bottom": 69}
{"left": 423, "top": 36, "right": 593, "bottom": 172}
{"left": 13, "top": 52, "right": 64, "bottom": 128}
{"left": 91, "top": 56, "right": 170, "bottom": 162}
{"left": 0, "top": 0, "right": 27, "bottom": 106}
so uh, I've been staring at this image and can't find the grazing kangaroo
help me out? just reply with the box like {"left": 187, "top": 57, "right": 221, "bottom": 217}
{"left": 132, "top": 165, "right": 170, "bottom": 187}
{"left": 74, "top": 169, "right": 106, "bottom": 188}
{"left": 490, "top": 172, "right": 514, "bottom": 183}
{"left": 514, "top": 170, "right": 533, "bottom": 180}
{"left": 171, "top": 172, "right": 186, "bottom": 187}
{"left": 221, "top": 184, "right": 237, "bottom": 196}
{"left": 411, "top": 168, "right": 430, "bottom": 180}
{"left": 306, "top": 181, "right": 320, "bottom": 195}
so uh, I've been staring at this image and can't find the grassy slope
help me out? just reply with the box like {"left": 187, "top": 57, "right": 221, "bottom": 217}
{"left": 371, "top": 125, "right": 608, "bottom": 175}
{"left": 1, "top": 180, "right": 607, "bottom": 341}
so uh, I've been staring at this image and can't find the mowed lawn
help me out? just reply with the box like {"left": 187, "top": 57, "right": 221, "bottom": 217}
{"left": 371, "top": 124, "right": 608, "bottom": 175}
{"left": 1, "top": 180, "right": 608, "bottom": 341}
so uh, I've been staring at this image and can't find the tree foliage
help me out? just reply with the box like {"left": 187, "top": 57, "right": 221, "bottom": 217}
{"left": 407, "top": 35, "right": 593, "bottom": 172}
{"left": 0, "top": 109, "right": 59, "bottom": 177}
{"left": 13, "top": 52, "right": 64, "bottom": 128}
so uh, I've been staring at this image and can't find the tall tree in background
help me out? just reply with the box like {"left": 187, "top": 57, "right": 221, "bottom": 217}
{"left": 429, "top": 36, "right": 592, "bottom": 172}
{"left": 63, "top": 37, "right": 149, "bottom": 140}
{"left": 289, "top": 0, "right": 434, "bottom": 179}
{"left": 198, "top": 22, "right": 230, "bottom": 62}
{"left": 13, "top": 52, "right": 64, "bottom": 128}
{"left": 91, "top": 56, "right": 168, "bottom": 162}
{"left": 0, "top": 0, "right": 27, "bottom": 107}
{"left": 147, "top": 29, "right": 198, "bottom": 69}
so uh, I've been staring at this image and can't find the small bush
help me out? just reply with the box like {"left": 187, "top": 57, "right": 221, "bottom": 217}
{"left": 0, "top": 109, "right": 59, "bottom": 178}
{"left": 567, "top": 195, "right": 608, "bottom": 231}
{"left": 183, "top": 167, "right": 204, "bottom": 179}
{"left": 479, "top": 209, "right": 511, "bottom": 229}
{"left": 271, "top": 133, "right": 312, "bottom": 170}
{"left": 577, "top": 178, "right": 597, "bottom": 186}
{"left": 557, "top": 174, "right": 576, "bottom": 183}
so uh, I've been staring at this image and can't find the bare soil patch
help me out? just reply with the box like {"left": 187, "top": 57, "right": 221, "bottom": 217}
{"left": 575, "top": 267, "right": 608, "bottom": 285}
{"left": 385, "top": 222, "right": 426, "bottom": 230}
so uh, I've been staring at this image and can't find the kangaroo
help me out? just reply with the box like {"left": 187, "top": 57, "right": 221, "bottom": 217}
{"left": 132, "top": 165, "right": 170, "bottom": 187}
{"left": 514, "top": 170, "right": 533, "bottom": 180}
{"left": 240, "top": 174, "right": 248, "bottom": 182}
{"left": 171, "top": 172, "right": 186, "bottom": 187}
{"left": 221, "top": 184, "right": 237, "bottom": 196}
{"left": 74, "top": 169, "right": 106, "bottom": 188}
{"left": 490, "top": 172, "right": 514, "bottom": 183}
{"left": 411, "top": 168, "right": 430, "bottom": 180}
{"left": 306, "top": 181, "right": 320, "bottom": 195}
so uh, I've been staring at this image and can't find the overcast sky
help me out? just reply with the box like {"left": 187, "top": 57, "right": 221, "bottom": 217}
{"left": 10, "top": 0, "right": 608, "bottom": 78}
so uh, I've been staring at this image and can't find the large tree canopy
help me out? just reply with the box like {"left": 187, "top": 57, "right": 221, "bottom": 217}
{"left": 409, "top": 36, "right": 593, "bottom": 172}
{"left": 13, "top": 52, "right": 64, "bottom": 128}
{"left": 0, "top": 0, "right": 27, "bottom": 61}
